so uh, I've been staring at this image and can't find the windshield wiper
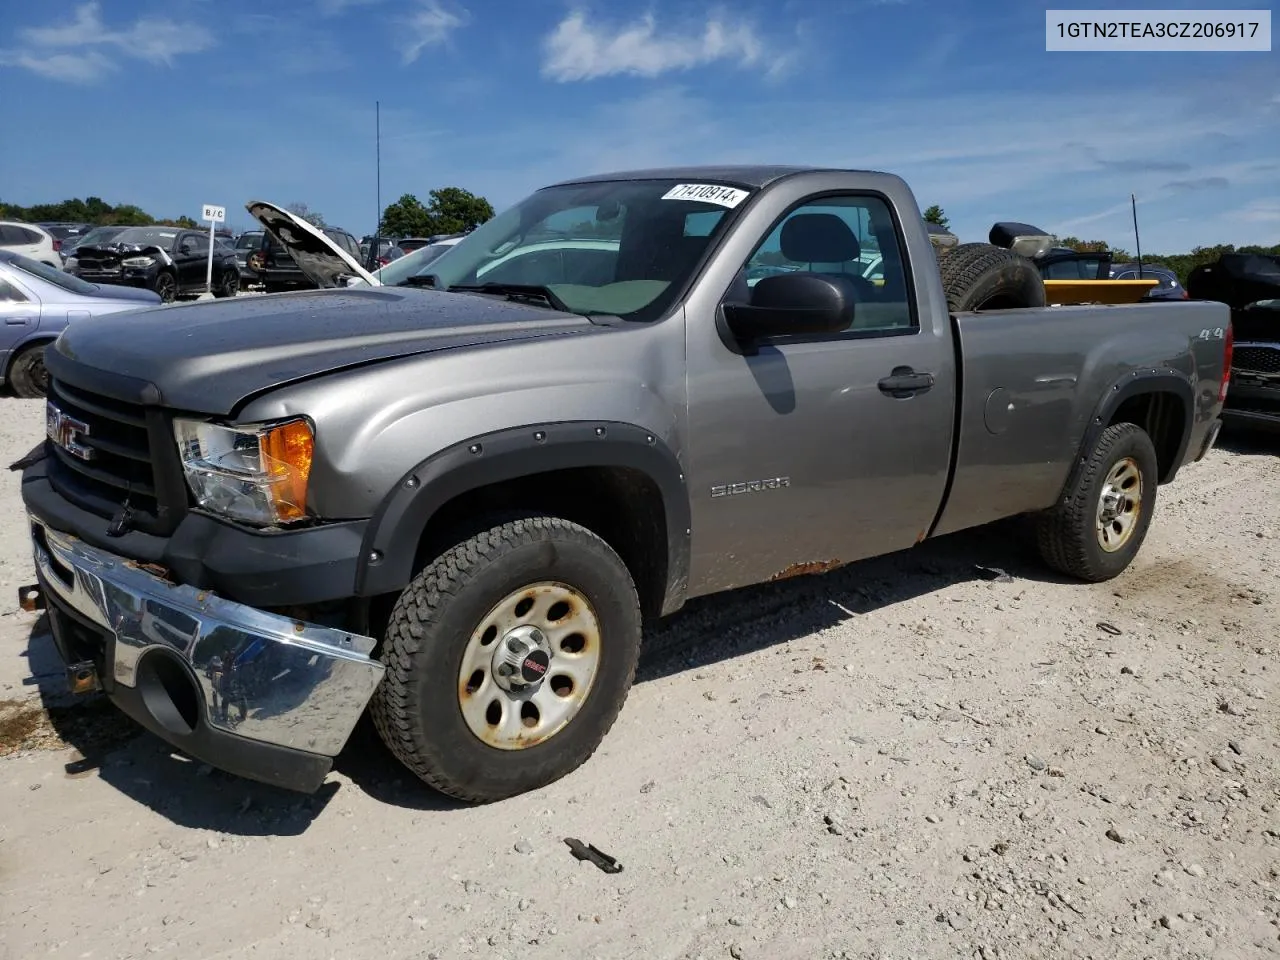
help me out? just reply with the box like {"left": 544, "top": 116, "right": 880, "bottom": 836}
{"left": 449, "top": 282, "right": 570, "bottom": 312}
{"left": 396, "top": 273, "right": 439, "bottom": 288}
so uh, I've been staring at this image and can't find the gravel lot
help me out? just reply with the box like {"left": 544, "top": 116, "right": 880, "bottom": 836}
{"left": 1, "top": 398, "right": 1277, "bottom": 960}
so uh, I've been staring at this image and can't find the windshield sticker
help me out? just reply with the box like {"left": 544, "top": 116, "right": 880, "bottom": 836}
{"left": 661, "top": 184, "right": 749, "bottom": 208}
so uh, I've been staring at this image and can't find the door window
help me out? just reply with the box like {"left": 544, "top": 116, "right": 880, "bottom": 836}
{"left": 0, "top": 278, "right": 28, "bottom": 302}
{"left": 735, "top": 194, "right": 915, "bottom": 335}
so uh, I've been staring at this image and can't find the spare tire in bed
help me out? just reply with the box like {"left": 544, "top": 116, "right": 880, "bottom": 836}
{"left": 935, "top": 242, "right": 1046, "bottom": 312}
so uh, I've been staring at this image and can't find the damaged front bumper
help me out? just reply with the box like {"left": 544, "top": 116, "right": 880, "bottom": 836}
{"left": 27, "top": 516, "right": 384, "bottom": 793}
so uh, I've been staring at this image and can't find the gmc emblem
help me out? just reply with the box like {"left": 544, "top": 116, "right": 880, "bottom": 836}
{"left": 46, "top": 402, "right": 94, "bottom": 461}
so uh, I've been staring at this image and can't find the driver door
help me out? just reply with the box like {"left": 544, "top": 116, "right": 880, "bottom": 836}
{"left": 684, "top": 191, "right": 955, "bottom": 595}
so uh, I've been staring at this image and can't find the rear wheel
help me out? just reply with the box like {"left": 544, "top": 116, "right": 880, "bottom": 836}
{"left": 935, "top": 242, "right": 1045, "bottom": 312}
{"left": 370, "top": 515, "right": 642, "bottom": 803}
{"left": 8, "top": 343, "right": 50, "bottom": 398}
{"left": 1036, "top": 422, "right": 1159, "bottom": 581}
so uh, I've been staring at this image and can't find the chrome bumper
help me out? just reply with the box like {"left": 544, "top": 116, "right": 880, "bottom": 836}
{"left": 30, "top": 517, "right": 384, "bottom": 758}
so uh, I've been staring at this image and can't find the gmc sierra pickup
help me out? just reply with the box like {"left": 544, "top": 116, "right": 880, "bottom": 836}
{"left": 18, "top": 165, "right": 1231, "bottom": 803}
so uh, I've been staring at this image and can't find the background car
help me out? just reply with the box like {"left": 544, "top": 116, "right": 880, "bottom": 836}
{"left": 233, "top": 230, "right": 264, "bottom": 286}
{"left": 0, "top": 221, "right": 61, "bottom": 268}
{"left": 395, "top": 237, "right": 438, "bottom": 254}
{"left": 72, "top": 225, "right": 240, "bottom": 302}
{"left": 0, "top": 249, "right": 161, "bottom": 397}
{"left": 61, "top": 224, "right": 129, "bottom": 261}
{"left": 347, "top": 233, "right": 465, "bottom": 286}
{"left": 1109, "top": 262, "right": 1187, "bottom": 300}
{"left": 37, "top": 221, "right": 94, "bottom": 261}
{"left": 249, "top": 224, "right": 362, "bottom": 293}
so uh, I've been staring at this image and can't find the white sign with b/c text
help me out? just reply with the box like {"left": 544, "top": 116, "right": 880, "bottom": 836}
{"left": 202, "top": 204, "right": 226, "bottom": 223}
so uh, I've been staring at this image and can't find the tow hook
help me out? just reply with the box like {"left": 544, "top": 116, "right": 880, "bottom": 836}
{"left": 66, "top": 661, "right": 102, "bottom": 695}
{"left": 18, "top": 583, "right": 44, "bottom": 613}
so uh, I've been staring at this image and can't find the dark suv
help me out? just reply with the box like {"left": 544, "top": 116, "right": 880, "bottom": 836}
{"left": 72, "top": 226, "right": 241, "bottom": 302}
{"left": 249, "top": 225, "right": 362, "bottom": 293}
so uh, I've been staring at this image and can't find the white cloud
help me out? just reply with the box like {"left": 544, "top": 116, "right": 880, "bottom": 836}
{"left": 0, "top": 49, "right": 116, "bottom": 83}
{"left": 0, "top": 2, "right": 214, "bottom": 83}
{"left": 541, "top": 9, "right": 776, "bottom": 81}
{"left": 395, "top": 75, "right": 1277, "bottom": 252}
{"left": 399, "top": 0, "right": 468, "bottom": 64}
{"left": 317, "top": 0, "right": 386, "bottom": 13}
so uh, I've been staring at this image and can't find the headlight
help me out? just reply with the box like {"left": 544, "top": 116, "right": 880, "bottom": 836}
{"left": 121, "top": 256, "right": 153, "bottom": 268}
{"left": 173, "top": 417, "right": 314, "bottom": 525}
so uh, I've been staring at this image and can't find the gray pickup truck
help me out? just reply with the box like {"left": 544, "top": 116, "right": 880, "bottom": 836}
{"left": 18, "top": 166, "right": 1231, "bottom": 803}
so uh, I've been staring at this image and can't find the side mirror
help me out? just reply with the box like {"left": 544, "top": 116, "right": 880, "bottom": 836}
{"left": 722, "top": 273, "right": 853, "bottom": 342}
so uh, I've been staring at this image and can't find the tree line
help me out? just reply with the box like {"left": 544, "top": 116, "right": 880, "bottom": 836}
{"left": 924, "top": 205, "right": 1278, "bottom": 284}
{"left": 0, "top": 196, "right": 198, "bottom": 229}
{"left": 1, "top": 185, "right": 499, "bottom": 240}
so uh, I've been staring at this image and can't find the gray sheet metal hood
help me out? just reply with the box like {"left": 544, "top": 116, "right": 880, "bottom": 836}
{"left": 46, "top": 285, "right": 603, "bottom": 415}
{"left": 245, "top": 200, "right": 382, "bottom": 288}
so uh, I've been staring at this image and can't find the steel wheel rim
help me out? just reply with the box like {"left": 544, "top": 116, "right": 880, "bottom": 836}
{"left": 1096, "top": 456, "right": 1142, "bottom": 553}
{"left": 457, "top": 581, "right": 602, "bottom": 751}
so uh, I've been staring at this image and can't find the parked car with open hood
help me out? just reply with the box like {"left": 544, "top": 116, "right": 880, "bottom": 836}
{"left": 0, "top": 250, "right": 160, "bottom": 397}
{"left": 20, "top": 167, "right": 1229, "bottom": 804}
{"left": 72, "top": 226, "right": 240, "bottom": 302}
{"left": 248, "top": 223, "right": 362, "bottom": 293}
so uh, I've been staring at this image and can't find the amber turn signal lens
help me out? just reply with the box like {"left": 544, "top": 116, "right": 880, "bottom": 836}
{"left": 259, "top": 419, "right": 314, "bottom": 522}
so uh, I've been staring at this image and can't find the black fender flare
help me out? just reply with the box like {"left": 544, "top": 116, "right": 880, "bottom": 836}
{"left": 354, "top": 420, "right": 691, "bottom": 613}
{"left": 1059, "top": 369, "right": 1195, "bottom": 502}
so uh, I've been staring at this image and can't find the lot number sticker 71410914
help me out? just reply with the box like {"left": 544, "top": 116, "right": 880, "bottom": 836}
{"left": 661, "top": 184, "right": 750, "bottom": 208}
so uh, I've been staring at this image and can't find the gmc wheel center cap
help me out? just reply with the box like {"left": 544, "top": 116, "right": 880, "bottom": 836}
{"left": 493, "top": 624, "right": 553, "bottom": 691}
{"left": 520, "top": 649, "right": 550, "bottom": 683}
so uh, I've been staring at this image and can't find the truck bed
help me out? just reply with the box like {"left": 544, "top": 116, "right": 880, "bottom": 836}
{"left": 931, "top": 300, "right": 1229, "bottom": 538}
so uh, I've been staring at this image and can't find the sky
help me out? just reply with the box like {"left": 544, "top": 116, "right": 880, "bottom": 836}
{"left": 0, "top": 0, "right": 1277, "bottom": 253}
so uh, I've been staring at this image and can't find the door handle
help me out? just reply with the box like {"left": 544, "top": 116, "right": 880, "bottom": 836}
{"left": 5, "top": 317, "right": 35, "bottom": 325}
{"left": 878, "top": 366, "right": 934, "bottom": 398}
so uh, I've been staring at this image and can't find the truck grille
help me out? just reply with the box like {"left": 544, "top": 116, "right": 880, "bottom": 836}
{"left": 45, "top": 378, "right": 175, "bottom": 535}
{"left": 1233, "top": 345, "right": 1280, "bottom": 375}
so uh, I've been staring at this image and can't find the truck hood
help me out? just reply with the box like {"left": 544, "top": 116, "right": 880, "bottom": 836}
{"left": 48, "top": 286, "right": 604, "bottom": 415}
{"left": 245, "top": 200, "right": 381, "bottom": 288}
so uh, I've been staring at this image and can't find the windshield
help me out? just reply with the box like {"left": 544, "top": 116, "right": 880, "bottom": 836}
{"left": 9, "top": 254, "right": 100, "bottom": 295}
{"left": 73, "top": 226, "right": 123, "bottom": 248}
{"left": 371, "top": 178, "right": 752, "bottom": 320}
{"left": 109, "top": 227, "right": 179, "bottom": 250}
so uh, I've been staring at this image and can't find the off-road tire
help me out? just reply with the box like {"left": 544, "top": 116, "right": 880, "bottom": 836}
{"left": 1036, "top": 422, "right": 1159, "bottom": 582}
{"left": 935, "top": 242, "right": 1045, "bottom": 312}
{"left": 369, "top": 515, "right": 642, "bottom": 803}
{"left": 8, "top": 343, "right": 49, "bottom": 399}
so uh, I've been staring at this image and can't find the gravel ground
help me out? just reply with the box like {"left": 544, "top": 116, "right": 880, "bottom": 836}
{"left": 0, "top": 397, "right": 1277, "bottom": 960}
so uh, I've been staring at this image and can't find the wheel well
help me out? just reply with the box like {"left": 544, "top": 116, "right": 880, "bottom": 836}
{"left": 413, "top": 466, "right": 670, "bottom": 621}
{"left": 6, "top": 338, "right": 54, "bottom": 375}
{"left": 1108, "top": 391, "right": 1186, "bottom": 483}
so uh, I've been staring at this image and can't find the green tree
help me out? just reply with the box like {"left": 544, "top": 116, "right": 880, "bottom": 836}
{"left": 379, "top": 187, "right": 494, "bottom": 238}
{"left": 379, "top": 193, "right": 433, "bottom": 237}
{"left": 286, "top": 202, "right": 325, "bottom": 228}
{"left": 423, "top": 187, "right": 494, "bottom": 235}
{"left": 922, "top": 205, "right": 950, "bottom": 231}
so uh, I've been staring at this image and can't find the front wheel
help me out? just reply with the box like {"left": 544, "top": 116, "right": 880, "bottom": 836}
{"left": 153, "top": 270, "right": 177, "bottom": 303}
{"left": 1036, "top": 422, "right": 1159, "bottom": 581}
{"left": 213, "top": 269, "right": 239, "bottom": 298}
{"left": 369, "top": 516, "right": 642, "bottom": 802}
